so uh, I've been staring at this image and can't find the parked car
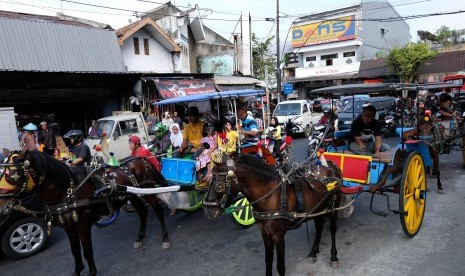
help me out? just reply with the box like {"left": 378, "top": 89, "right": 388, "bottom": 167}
{"left": 337, "top": 96, "right": 396, "bottom": 130}
{"left": 85, "top": 112, "right": 150, "bottom": 162}
{"left": 273, "top": 100, "right": 322, "bottom": 137}
{"left": 0, "top": 193, "right": 49, "bottom": 259}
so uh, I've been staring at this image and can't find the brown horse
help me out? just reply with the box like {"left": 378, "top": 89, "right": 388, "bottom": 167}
{"left": 417, "top": 118, "right": 443, "bottom": 193}
{"left": 0, "top": 150, "right": 169, "bottom": 276}
{"left": 203, "top": 153, "right": 343, "bottom": 276}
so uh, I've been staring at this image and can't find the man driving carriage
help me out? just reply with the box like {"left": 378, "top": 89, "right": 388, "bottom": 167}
{"left": 349, "top": 105, "right": 391, "bottom": 155}
{"left": 179, "top": 106, "right": 205, "bottom": 157}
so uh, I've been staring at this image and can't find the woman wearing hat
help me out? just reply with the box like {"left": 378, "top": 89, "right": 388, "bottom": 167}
{"left": 20, "top": 123, "right": 38, "bottom": 153}
{"left": 128, "top": 135, "right": 160, "bottom": 171}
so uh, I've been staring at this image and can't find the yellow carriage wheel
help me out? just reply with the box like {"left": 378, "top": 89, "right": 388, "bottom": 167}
{"left": 400, "top": 152, "right": 426, "bottom": 237}
{"left": 184, "top": 190, "right": 203, "bottom": 212}
{"left": 230, "top": 196, "right": 255, "bottom": 228}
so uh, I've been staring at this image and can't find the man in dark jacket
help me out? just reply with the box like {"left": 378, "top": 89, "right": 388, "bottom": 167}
{"left": 38, "top": 121, "right": 56, "bottom": 156}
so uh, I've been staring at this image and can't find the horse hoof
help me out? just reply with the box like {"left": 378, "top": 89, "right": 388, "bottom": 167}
{"left": 308, "top": 257, "right": 317, "bottom": 264}
{"left": 134, "top": 241, "right": 143, "bottom": 248}
{"left": 437, "top": 189, "right": 444, "bottom": 194}
{"left": 162, "top": 241, "right": 171, "bottom": 249}
{"left": 331, "top": 261, "right": 339, "bottom": 269}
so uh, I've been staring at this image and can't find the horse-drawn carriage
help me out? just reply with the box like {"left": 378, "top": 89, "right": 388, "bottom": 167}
{"left": 202, "top": 83, "right": 445, "bottom": 275}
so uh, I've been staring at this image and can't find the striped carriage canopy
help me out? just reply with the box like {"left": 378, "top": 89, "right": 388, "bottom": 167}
{"left": 311, "top": 82, "right": 462, "bottom": 96}
{"left": 154, "top": 89, "right": 265, "bottom": 105}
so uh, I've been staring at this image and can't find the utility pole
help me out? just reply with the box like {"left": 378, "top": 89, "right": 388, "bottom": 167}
{"left": 276, "top": 0, "right": 281, "bottom": 103}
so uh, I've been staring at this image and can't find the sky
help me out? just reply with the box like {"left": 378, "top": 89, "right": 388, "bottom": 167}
{"left": 1, "top": 0, "right": 465, "bottom": 48}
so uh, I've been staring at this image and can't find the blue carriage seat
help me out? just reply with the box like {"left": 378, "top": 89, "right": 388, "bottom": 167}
{"left": 161, "top": 158, "right": 197, "bottom": 186}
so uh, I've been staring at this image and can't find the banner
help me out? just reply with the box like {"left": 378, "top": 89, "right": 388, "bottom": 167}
{"left": 154, "top": 79, "right": 217, "bottom": 99}
{"left": 291, "top": 15, "right": 356, "bottom": 48}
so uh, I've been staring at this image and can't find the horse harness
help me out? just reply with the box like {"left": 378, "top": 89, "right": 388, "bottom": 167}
{"left": 211, "top": 158, "right": 344, "bottom": 222}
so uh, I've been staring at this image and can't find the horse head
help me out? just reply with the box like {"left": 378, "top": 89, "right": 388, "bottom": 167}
{"left": 0, "top": 150, "right": 37, "bottom": 215}
{"left": 203, "top": 151, "right": 241, "bottom": 219}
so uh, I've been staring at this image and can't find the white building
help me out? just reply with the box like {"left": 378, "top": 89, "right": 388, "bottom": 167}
{"left": 284, "top": 0, "right": 410, "bottom": 98}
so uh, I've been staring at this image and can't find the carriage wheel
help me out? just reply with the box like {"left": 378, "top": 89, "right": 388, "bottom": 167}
{"left": 229, "top": 195, "right": 255, "bottom": 228}
{"left": 183, "top": 190, "right": 203, "bottom": 212}
{"left": 399, "top": 152, "right": 426, "bottom": 237}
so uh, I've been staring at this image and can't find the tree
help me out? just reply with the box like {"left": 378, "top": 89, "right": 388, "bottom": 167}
{"left": 385, "top": 43, "right": 437, "bottom": 83}
{"left": 252, "top": 33, "right": 276, "bottom": 81}
{"left": 417, "top": 26, "right": 465, "bottom": 45}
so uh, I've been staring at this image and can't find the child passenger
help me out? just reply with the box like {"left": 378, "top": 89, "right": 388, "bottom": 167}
{"left": 195, "top": 123, "right": 217, "bottom": 186}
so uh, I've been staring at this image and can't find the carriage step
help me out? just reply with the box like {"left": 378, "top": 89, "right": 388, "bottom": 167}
{"left": 390, "top": 209, "right": 408, "bottom": 216}
{"left": 371, "top": 209, "right": 389, "bottom": 217}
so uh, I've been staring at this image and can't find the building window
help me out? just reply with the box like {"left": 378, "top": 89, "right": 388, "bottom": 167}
{"left": 305, "top": 56, "right": 316, "bottom": 62}
{"left": 321, "top": 54, "right": 338, "bottom": 60}
{"left": 133, "top": 37, "right": 140, "bottom": 55}
{"left": 143, "top": 38, "right": 149, "bottom": 55}
{"left": 321, "top": 54, "right": 337, "bottom": 66}
{"left": 343, "top": 51, "right": 355, "bottom": 57}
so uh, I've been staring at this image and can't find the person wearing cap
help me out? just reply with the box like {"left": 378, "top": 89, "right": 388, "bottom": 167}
{"left": 236, "top": 102, "right": 258, "bottom": 139}
{"left": 20, "top": 123, "right": 38, "bottom": 153}
{"left": 38, "top": 121, "right": 56, "bottom": 156}
{"left": 179, "top": 106, "right": 205, "bottom": 156}
{"left": 349, "top": 105, "right": 390, "bottom": 155}
{"left": 128, "top": 135, "right": 161, "bottom": 171}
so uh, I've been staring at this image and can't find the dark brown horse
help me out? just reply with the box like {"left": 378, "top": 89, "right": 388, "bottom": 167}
{"left": 0, "top": 150, "right": 169, "bottom": 276}
{"left": 417, "top": 118, "right": 443, "bottom": 193}
{"left": 203, "top": 153, "right": 343, "bottom": 276}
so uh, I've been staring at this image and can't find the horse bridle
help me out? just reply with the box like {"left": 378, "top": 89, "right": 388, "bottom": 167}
{"left": 202, "top": 159, "right": 238, "bottom": 213}
{"left": 0, "top": 157, "right": 38, "bottom": 198}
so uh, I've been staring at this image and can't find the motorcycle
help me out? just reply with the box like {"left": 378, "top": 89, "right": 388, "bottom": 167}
{"left": 384, "top": 111, "right": 401, "bottom": 138}
{"left": 306, "top": 123, "right": 333, "bottom": 160}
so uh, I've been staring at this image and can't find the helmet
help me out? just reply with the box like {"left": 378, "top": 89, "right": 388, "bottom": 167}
{"left": 63, "top": 129, "right": 83, "bottom": 144}
{"left": 323, "top": 108, "right": 331, "bottom": 114}
{"left": 153, "top": 122, "right": 167, "bottom": 139}
{"left": 129, "top": 135, "right": 141, "bottom": 144}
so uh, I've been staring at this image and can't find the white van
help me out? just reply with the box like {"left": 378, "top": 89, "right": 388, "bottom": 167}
{"left": 0, "top": 107, "right": 20, "bottom": 152}
{"left": 85, "top": 112, "right": 149, "bottom": 162}
{"left": 273, "top": 100, "right": 322, "bottom": 137}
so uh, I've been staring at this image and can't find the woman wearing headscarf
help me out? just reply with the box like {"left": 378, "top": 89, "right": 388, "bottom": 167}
{"left": 170, "top": 123, "right": 183, "bottom": 150}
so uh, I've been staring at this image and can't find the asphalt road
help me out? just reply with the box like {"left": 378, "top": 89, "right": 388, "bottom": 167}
{"left": 1, "top": 136, "right": 464, "bottom": 276}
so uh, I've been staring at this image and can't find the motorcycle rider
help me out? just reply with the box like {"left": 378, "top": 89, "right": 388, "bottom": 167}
{"left": 150, "top": 122, "right": 171, "bottom": 156}
{"left": 63, "top": 130, "right": 91, "bottom": 166}
{"left": 318, "top": 108, "right": 339, "bottom": 132}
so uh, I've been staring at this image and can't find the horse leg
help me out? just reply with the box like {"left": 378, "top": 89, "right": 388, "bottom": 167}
{"left": 329, "top": 213, "right": 339, "bottom": 269}
{"left": 308, "top": 216, "right": 324, "bottom": 263}
{"left": 432, "top": 150, "right": 443, "bottom": 194}
{"left": 129, "top": 197, "right": 148, "bottom": 248}
{"left": 64, "top": 228, "right": 85, "bottom": 276}
{"left": 258, "top": 224, "right": 275, "bottom": 276}
{"left": 78, "top": 225, "right": 97, "bottom": 276}
{"left": 274, "top": 232, "right": 286, "bottom": 276}
{"left": 146, "top": 195, "right": 170, "bottom": 249}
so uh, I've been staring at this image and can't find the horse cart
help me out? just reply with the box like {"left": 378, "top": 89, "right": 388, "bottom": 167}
{"left": 153, "top": 89, "right": 270, "bottom": 227}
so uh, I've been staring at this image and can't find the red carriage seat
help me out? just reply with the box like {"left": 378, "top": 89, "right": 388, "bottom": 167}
{"left": 322, "top": 152, "right": 372, "bottom": 184}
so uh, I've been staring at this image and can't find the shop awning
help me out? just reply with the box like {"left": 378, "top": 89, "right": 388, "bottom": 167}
{"left": 150, "top": 78, "right": 217, "bottom": 99}
{"left": 154, "top": 89, "right": 265, "bottom": 105}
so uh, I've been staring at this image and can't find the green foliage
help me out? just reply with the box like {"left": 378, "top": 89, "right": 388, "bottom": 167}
{"left": 417, "top": 26, "right": 465, "bottom": 45}
{"left": 385, "top": 43, "right": 437, "bottom": 83}
{"left": 252, "top": 33, "right": 276, "bottom": 81}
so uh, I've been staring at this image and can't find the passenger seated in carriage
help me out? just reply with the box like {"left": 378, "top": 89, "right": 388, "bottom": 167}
{"left": 437, "top": 94, "right": 462, "bottom": 121}
{"left": 236, "top": 102, "right": 258, "bottom": 141}
{"left": 349, "top": 105, "right": 391, "bottom": 155}
{"left": 179, "top": 106, "right": 205, "bottom": 157}
{"left": 217, "top": 119, "right": 239, "bottom": 154}
{"left": 195, "top": 123, "right": 218, "bottom": 183}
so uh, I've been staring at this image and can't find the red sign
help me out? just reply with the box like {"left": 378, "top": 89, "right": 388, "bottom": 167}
{"left": 364, "top": 79, "right": 383, "bottom": 84}
{"left": 154, "top": 79, "right": 217, "bottom": 99}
